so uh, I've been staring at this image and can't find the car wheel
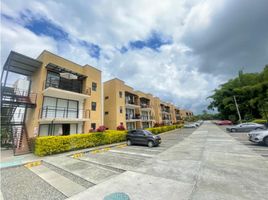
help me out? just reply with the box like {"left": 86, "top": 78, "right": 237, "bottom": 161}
{"left": 231, "top": 128, "right": 236, "bottom": 132}
{"left": 264, "top": 137, "right": 268, "bottom": 146}
{"left": 148, "top": 141, "right": 154, "bottom": 148}
{"left": 255, "top": 127, "right": 262, "bottom": 130}
{"left": 127, "top": 139, "right": 132, "bottom": 146}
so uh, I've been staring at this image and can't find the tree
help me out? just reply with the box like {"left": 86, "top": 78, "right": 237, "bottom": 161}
{"left": 208, "top": 66, "right": 268, "bottom": 122}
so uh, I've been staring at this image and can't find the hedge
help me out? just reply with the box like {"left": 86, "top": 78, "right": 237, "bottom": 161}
{"left": 252, "top": 119, "right": 267, "bottom": 124}
{"left": 146, "top": 124, "right": 183, "bottom": 134}
{"left": 34, "top": 125, "right": 183, "bottom": 156}
{"left": 34, "top": 130, "right": 127, "bottom": 156}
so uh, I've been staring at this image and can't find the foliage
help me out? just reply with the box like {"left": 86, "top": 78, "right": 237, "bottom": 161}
{"left": 208, "top": 66, "right": 268, "bottom": 122}
{"left": 252, "top": 119, "right": 268, "bottom": 124}
{"left": 96, "top": 125, "right": 107, "bottom": 132}
{"left": 117, "top": 123, "right": 126, "bottom": 130}
{"left": 34, "top": 130, "right": 127, "bottom": 156}
{"left": 146, "top": 125, "right": 183, "bottom": 134}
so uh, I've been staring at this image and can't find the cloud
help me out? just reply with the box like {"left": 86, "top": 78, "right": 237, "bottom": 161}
{"left": 181, "top": 0, "right": 268, "bottom": 76}
{"left": 1, "top": 0, "right": 267, "bottom": 114}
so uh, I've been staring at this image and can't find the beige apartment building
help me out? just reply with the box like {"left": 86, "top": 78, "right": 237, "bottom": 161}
{"left": 180, "top": 109, "right": 194, "bottom": 120}
{"left": 1, "top": 50, "right": 102, "bottom": 155}
{"left": 103, "top": 78, "right": 186, "bottom": 130}
{"left": 103, "top": 78, "right": 155, "bottom": 130}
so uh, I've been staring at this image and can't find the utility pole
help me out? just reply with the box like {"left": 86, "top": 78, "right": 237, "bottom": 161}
{"left": 233, "top": 96, "right": 242, "bottom": 124}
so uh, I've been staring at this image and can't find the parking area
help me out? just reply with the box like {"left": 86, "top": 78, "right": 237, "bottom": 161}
{"left": 218, "top": 125, "right": 268, "bottom": 158}
{"left": 1, "top": 128, "right": 195, "bottom": 200}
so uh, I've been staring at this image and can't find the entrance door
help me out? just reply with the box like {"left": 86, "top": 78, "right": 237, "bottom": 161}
{"left": 62, "top": 124, "right": 70, "bottom": 135}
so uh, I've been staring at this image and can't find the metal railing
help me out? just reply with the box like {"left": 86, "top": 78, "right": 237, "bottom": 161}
{"left": 140, "top": 104, "right": 152, "bottom": 108}
{"left": 141, "top": 116, "right": 154, "bottom": 121}
{"left": 126, "top": 114, "right": 141, "bottom": 120}
{"left": 44, "top": 79, "right": 91, "bottom": 95}
{"left": 40, "top": 106, "right": 90, "bottom": 119}
{"left": 1, "top": 85, "right": 37, "bottom": 105}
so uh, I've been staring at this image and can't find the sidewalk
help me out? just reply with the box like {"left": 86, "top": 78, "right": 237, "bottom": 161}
{"left": 69, "top": 122, "right": 268, "bottom": 200}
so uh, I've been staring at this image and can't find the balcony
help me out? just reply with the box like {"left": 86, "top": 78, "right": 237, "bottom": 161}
{"left": 140, "top": 104, "right": 152, "bottom": 111}
{"left": 141, "top": 116, "right": 154, "bottom": 121}
{"left": 126, "top": 114, "right": 141, "bottom": 121}
{"left": 43, "top": 79, "right": 91, "bottom": 101}
{"left": 39, "top": 106, "right": 90, "bottom": 124}
{"left": 125, "top": 92, "right": 140, "bottom": 108}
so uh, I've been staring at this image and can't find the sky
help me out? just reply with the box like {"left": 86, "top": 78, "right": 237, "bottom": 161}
{"left": 1, "top": 0, "right": 268, "bottom": 114}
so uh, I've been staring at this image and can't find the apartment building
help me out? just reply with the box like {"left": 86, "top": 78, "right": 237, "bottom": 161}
{"left": 136, "top": 91, "right": 155, "bottom": 129}
{"left": 174, "top": 107, "right": 181, "bottom": 122}
{"left": 180, "top": 109, "right": 194, "bottom": 119}
{"left": 103, "top": 79, "right": 156, "bottom": 130}
{"left": 1, "top": 50, "right": 102, "bottom": 155}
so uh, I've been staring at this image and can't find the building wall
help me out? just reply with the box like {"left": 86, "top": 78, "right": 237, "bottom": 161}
{"left": 25, "top": 50, "right": 102, "bottom": 137}
{"left": 180, "top": 109, "right": 194, "bottom": 120}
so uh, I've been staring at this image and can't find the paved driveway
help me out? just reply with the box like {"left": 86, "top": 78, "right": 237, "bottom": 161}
{"left": 69, "top": 122, "right": 268, "bottom": 200}
{"left": 218, "top": 125, "right": 268, "bottom": 158}
{"left": 1, "top": 128, "right": 194, "bottom": 200}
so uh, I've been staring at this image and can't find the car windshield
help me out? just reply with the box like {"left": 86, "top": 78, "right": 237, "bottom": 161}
{"left": 144, "top": 130, "right": 153, "bottom": 135}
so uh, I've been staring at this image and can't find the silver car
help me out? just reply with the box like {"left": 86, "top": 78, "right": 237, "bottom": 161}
{"left": 248, "top": 129, "right": 268, "bottom": 146}
{"left": 226, "top": 123, "right": 265, "bottom": 132}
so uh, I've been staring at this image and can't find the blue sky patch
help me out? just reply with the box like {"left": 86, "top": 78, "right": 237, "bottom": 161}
{"left": 129, "top": 31, "right": 172, "bottom": 51}
{"left": 79, "top": 40, "right": 101, "bottom": 59}
{"left": 24, "top": 17, "right": 69, "bottom": 41}
{"left": 119, "top": 46, "right": 128, "bottom": 54}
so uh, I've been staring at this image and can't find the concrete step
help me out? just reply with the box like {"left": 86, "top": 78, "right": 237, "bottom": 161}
{"left": 29, "top": 165, "right": 86, "bottom": 197}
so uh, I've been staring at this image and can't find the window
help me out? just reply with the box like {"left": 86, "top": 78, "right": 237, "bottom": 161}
{"left": 120, "top": 106, "right": 123, "bottom": 113}
{"left": 105, "top": 96, "right": 109, "bottom": 100}
{"left": 92, "top": 82, "right": 97, "bottom": 91}
{"left": 105, "top": 111, "right": 109, "bottom": 115}
{"left": 91, "top": 102, "right": 97, "bottom": 111}
{"left": 119, "top": 91, "right": 122, "bottom": 98}
{"left": 91, "top": 123, "right": 96, "bottom": 130}
{"left": 42, "top": 97, "right": 78, "bottom": 118}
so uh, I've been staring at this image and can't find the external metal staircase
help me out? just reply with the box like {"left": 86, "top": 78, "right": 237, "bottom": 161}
{"left": 1, "top": 86, "right": 37, "bottom": 155}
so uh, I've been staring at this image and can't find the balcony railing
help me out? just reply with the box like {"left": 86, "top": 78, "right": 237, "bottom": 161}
{"left": 126, "top": 114, "right": 141, "bottom": 120}
{"left": 140, "top": 104, "right": 152, "bottom": 108}
{"left": 40, "top": 106, "right": 90, "bottom": 119}
{"left": 44, "top": 79, "right": 91, "bottom": 95}
{"left": 2, "top": 85, "right": 37, "bottom": 105}
{"left": 141, "top": 116, "right": 154, "bottom": 121}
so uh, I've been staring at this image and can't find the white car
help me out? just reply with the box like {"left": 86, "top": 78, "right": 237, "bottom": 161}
{"left": 184, "top": 124, "right": 197, "bottom": 128}
{"left": 248, "top": 129, "right": 268, "bottom": 146}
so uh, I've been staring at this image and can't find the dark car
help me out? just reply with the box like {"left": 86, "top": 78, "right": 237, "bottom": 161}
{"left": 126, "top": 129, "right": 161, "bottom": 147}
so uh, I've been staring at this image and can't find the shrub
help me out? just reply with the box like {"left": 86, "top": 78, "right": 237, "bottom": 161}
{"left": 34, "top": 130, "right": 127, "bottom": 156}
{"left": 252, "top": 119, "right": 267, "bottom": 124}
{"left": 96, "top": 125, "right": 106, "bottom": 132}
{"left": 146, "top": 124, "right": 183, "bottom": 135}
{"left": 117, "top": 123, "right": 126, "bottom": 130}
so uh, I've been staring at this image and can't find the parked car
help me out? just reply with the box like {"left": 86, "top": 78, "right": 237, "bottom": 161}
{"left": 216, "top": 120, "right": 232, "bottom": 125}
{"left": 226, "top": 123, "right": 266, "bottom": 132}
{"left": 248, "top": 129, "right": 268, "bottom": 146}
{"left": 184, "top": 124, "right": 197, "bottom": 128}
{"left": 126, "top": 129, "right": 161, "bottom": 147}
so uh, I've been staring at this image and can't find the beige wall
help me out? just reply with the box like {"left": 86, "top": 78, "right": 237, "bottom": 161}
{"left": 25, "top": 50, "right": 102, "bottom": 137}
{"left": 180, "top": 109, "right": 194, "bottom": 120}
{"left": 104, "top": 79, "right": 158, "bottom": 130}
{"left": 103, "top": 79, "right": 126, "bottom": 130}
